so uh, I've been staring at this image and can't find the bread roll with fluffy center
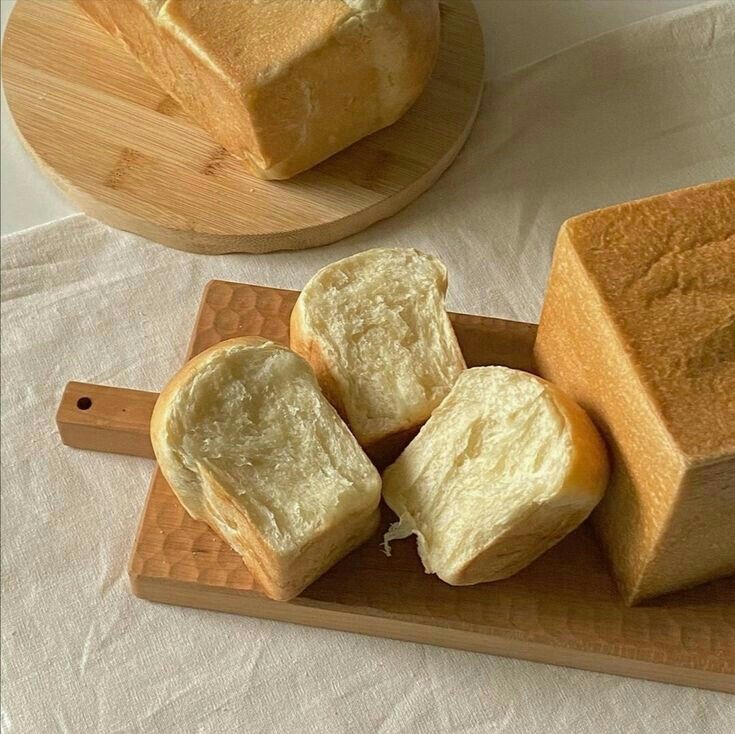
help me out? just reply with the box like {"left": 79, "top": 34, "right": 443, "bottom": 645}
{"left": 382, "top": 367, "right": 609, "bottom": 585}
{"left": 290, "top": 248, "right": 466, "bottom": 464}
{"left": 150, "top": 337, "right": 381, "bottom": 601}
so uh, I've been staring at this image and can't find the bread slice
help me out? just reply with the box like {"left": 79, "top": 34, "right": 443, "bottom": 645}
{"left": 290, "top": 248, "right": 466, "bottom": 464}
{"left": 75, "top": 0, "right": 440, "bottom": 179}
{"left": 150, "top": 337, "right": 381, "bottom": 601}
{"left": 382, "top": 367, "right": 609, "bottom": 585}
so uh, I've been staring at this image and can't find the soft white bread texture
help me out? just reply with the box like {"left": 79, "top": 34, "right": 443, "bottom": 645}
{"left": 150, "top": 337, "right": 381, "bottom": 601}
{"left": 534, "top": 179, "right": 735, "bottom": 604}
{"left": 290, "top": 248, "right": 466, "bottom": 465}
{"left": 382, "top": 367, "right": 609, "bottom": 586}
{"left": 75, "top": 0, "right": 440, "bottom": 180}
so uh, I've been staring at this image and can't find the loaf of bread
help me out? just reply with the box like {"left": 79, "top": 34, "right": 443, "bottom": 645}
{"left": 75, "top": 0, "right": 440, "bottom": 179}
{"left": 290, "top": 248, "right": 466, "bottom": 464}
{"left": 150, "top": 337, "right": 381, "bottom": 601}
{"left": 534, "top": 179, "right": 735, "bottom": 604}
{"left": 382, "top": 367, "right": 609, "bottom": 585}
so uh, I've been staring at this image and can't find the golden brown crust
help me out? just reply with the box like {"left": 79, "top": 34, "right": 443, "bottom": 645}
{"left": 562, "top": 179, "right": 735, "bottom": 461}
{"left": 75, "top": 0, "right": 261, "bottom": 166}
{"left": 534, "top": 179, "right": 735, "bottom": 604}
{"left": 75, "top": 0, "right": 441, "bottom": 179}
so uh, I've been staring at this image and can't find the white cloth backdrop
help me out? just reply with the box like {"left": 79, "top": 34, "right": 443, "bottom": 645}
{"left": 2, "top": 2, "right": 735, "bottom": 732}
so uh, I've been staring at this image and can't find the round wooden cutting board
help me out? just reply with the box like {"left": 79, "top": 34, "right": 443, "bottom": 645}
{"left": 2, "top": 0, "right": 484, "bottom": 254}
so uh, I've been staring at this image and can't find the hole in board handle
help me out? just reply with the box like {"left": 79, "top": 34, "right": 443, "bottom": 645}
{"left": 77, "top": 397, "right": 92, "bottom": 410}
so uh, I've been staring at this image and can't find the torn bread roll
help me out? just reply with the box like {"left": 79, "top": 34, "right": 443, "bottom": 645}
{"left": 150, "top": 337, "right": 382, "bottom": 601}
{"left": 290, "top": 248, "right": 466, "bottom": 465}
{"left": 75, "top": 0, "right": 440, "bottom": 179}
{"left": 382, "top": 367, "right": 609, "bottom": 585}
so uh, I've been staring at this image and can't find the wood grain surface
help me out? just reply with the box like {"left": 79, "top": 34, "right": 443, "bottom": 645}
{"left": 56, "top": 382, "right": 157, "bottom": 459}
{"left": 2, "top": 0, "right": 484, "bottom": 254}
{"left": 69, "top": 280, "right": 733, "bottom": 694}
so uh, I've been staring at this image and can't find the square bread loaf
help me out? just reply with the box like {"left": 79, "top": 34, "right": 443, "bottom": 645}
{"left": 75, "top": 0, "right": 440, "bottom": 179}
{"left": 534, "top": 179, "right": 735, "bottom": 604}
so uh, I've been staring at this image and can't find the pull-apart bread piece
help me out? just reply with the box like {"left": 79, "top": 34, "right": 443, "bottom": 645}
{"left": 75, "top": 0, "right": 440, "bottom": 179}
{"left": 290, "top": 248, "right": 466, "bottom": 464}
{"left": 382, "top": 367, "right": 609, "bottom": 586}
{"left": 150, "top": 337, "right": 381, "bottom": 601}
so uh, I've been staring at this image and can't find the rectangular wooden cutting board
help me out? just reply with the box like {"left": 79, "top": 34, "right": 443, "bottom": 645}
{"left": 128, "top": 280, "right": 734, "bottom": 693}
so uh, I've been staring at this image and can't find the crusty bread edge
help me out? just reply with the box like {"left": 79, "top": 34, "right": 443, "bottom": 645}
{"left": 75, "top": 0, "right": 441, "bottom": 180}
{"left": 260, "top": 0, "right": 441, "bottom": 179}
{"left": 74, "top": 0, "right": 264, "bottom": 175}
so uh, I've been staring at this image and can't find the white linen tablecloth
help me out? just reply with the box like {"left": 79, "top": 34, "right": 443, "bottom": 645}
{"left": 2, "top": 2, "right": 735, "bottom": 731}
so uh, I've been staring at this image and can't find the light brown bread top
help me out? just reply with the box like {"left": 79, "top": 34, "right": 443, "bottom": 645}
{"left": 160, "top": 0, "right": 355, "bottom": 90}
{"left": 77, "top": 0, "right": 440, "bottom": 179}
{"left": 560, "top": 179, "right": 735, "bottom": 462}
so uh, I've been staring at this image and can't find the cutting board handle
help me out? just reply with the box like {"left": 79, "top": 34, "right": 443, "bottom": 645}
{"left": 55, "top": 382, "right": 159, "bottom": 459}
